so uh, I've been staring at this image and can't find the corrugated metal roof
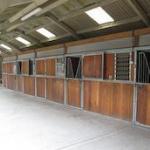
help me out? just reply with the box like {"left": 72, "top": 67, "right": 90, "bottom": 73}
{"left": 0, "top": 0, "right": 148, "bottom": 52}
{"left": 103, "top": 0, "right": 137, "bottom": 21}
{"left": 137, "top": 0, "right": 150, "bottom": 13}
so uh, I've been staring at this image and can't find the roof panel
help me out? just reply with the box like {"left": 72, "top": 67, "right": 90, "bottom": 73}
{"left": 0, "top": 3, "right": 29, "bottom": 23}
{"left": 64, "top": 13, "right": 98, "bottom": 31}
{"left": 51, "top": 0, "right": 98, "bottom": 18}
{"left": 137, "top": 0, "right": 150, "bottom": 14}
{"left": 103, "top": 0, "right": 137, "bottom": 21}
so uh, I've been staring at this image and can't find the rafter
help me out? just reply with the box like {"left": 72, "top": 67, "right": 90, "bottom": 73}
{"left": 77, "top": 16, "right": 141, "bottom": 34}
{"left": 45, "top": 14, "right": 79, "bottom": 40}
{"left": 126, "top": 0, "right": 150, "bottom": 26}
{"left": 59, "top": 0, "right": 118, "bottom": 21}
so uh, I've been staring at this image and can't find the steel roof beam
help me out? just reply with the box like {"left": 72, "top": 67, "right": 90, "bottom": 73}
{"left": 126, "top": 0, "right": 150, "bottom": 26}
{"left": 59, "top": 0, "right": 118, "bottom": 21}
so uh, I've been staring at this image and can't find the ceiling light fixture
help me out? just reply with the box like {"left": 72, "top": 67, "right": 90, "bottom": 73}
{"left": 36, "top": 27, "right": 56, "bottom": 39}
{"left": 21, "top": 7, "right": 42, "bottom": 21}
{"left": 16, "top": 37, "right": 31, "bottom": 46}
{"left": 85, "top": 7, "right": 114, "bottom": 24}
{"left": 0, "top": 44, "right": 12, "bottom": 51}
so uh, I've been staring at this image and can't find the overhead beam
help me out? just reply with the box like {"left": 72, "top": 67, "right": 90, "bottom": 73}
{"left": 77, "top": 16, "right": 141, "bottom": 34}
{"left": 6, "top": 0, "right": 70, "bottom": 32}
{"left": 0, "top": 39, "right": 21, "bottom": 54}
{"left": 9, "top": 0, "right": 49, "bottom": 23}
{"left": 36, "top": 0, "right": 69, "bottom": 16}
{"left": 15, "top": 29, "right": 41, "bottom": 44}
{"left": 126, "top": 0, "right": 150, "bottom": 26}
{"left": 0, "top": 48, "right": 10, "bottom": 55}
{"left": 45, "top": 14, "right": 79, "bottom": 40}
{"left": 59, "top": 0, "right": 118, "bottom": 21}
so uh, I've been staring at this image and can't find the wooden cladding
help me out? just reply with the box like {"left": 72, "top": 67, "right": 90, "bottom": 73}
{"left": 36, "top": 77, "right": 45, "bottom": 98}
{"left": 22, "top": 61, "right": 29, "bottom": 74}
{"left": 104, "top": 54, "right": 114, "bottom": 80}
{"left": 7, "top": 75, "right": 16, "bottom": 90}
{"left": 47, "top": 78, "right": 64, "bottom": 103}
{"left": 84, "top": 81, "right": 133, "bottom": 120}
{"left": 36, "top": 60, "right": 45, "bottom": 75}
{"left": 2, "top": 74, "right": 7, "bottom": 87}
{"left": 67, "top": 80, "right": 81, "bottom": 108}
{"left": 46, "top": 59, "right": 56, "bottom": 76}
{"left": 3, "top": 64, "right": 7, "bottom": 73}
{"left": 16, "top": 76, "right": 24, "bottom": 92}
{"left": 137, "top": 85, "right": 150, "bottom": 125}
{"left": 24, "top": 77, "right": 35, "bottom": 96}
{"left": 83, "top": 55, "right": 102, "bottom": 78}
{"left": 6, "top": 63, "right": 15, "bottom": 74}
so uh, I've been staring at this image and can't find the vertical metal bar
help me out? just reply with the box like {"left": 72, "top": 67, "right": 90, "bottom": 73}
{"left": 138, "top": 53, "right": 140, "bottom": 82}
{"left": 80, "top": 55, "right": 84, "bottom": 109}
{"left": 114, "top": 53, "right": 117, "bottom": 80}
{"left": 101, "top": 52, "right": 104, "bottom": 79}
{"left": 34, "top": 52, "right": 37, "bottom": 97}
{"left": 45, "top": 59, "right": 47, "bottom": 99}
{"left": 129, "top": 52, "right": 132, "bottom": 81}
{"left": 132, "top": 84, "right": 138, "bottom": 128}
{"left": 142, "top": 53, "right": 144, "bottom": 83}
{"left": 64, "top": 57, "right": 67, "bottom": 105}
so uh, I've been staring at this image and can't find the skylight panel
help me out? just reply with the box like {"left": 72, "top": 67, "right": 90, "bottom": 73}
{"left": 85, "top": 7, "right": 114, "bottom": 24}
{"left": 36, "top": 28, "right": 56, "bottom": 39}
{"left": 0, "top": 44, "right": 12, "bottom": 51}
{"left": 16, "top": 37, "right": 31, "bottom": 46}
{"left": 21, "top": 8, "right": 42, "bottom": 21}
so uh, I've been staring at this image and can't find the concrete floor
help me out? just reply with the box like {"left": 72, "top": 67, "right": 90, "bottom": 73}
{"left": 0, "top": 86, "right": 150, "bottom": 150}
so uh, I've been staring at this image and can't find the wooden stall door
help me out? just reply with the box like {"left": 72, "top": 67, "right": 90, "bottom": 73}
{"left": 36, "top": 77, "right": 45, "bottom": 98}
{"left": 24, "top": 77, "right": 35, "bottom": 96}
{"left": 84, "top": 81, "right": 133, "bottom": 120}
{"left": 83, "top": 55, "right": 102, "bottom": 78}
{"left": 137, "top": 85, "right": 150, "bottom": 126}
{"left": 16, "top": 76, "right": 24, "bottom": 92}
{"left": 22, "top": 61, "right": 29, "bottom": 74}
{"left": 7, "top": 75, "right": 16, "bottom": 90}
{"left": 36, "top": 60, "right": 45, "bottom": 75}
{"left": 2, "top": 74, "right": 7, "bottom": 88}
{"left": 67, "top": 80, "right": 81, "bottom": 108}
{"left": 104, "top": 54, "right": 114, "bottom": 80}
{"left": 46, "top": 59, "right": 56, "bottom": 76}
{"left": 47, "top": 78, "right": 64, "bottom": 103}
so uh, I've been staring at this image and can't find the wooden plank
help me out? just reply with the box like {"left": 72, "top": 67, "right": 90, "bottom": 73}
{"left": 7, "top": 75, "right": 16, "bottom": 90}
{"left": 2, "top": 74, "right": 7, "bottom": 87}
{"left": 84, "top": 81, "right": 133, "bottom": 120}
{"left": 7, "top": 63, "right": 15, "bottom": 74}
{"left": 46, "top": 59, "right": 56, "bottom": 76}
{"left": 104, "top": 54, "right": 114, "bottom": 80}
{"left": 134, "top": 27, "right": 150, "bottom": 36}
{"left": 36, "top": 77, "right": 45, "bottom": 98}
{"left": 16, "top": 76, "right": 24, "bottom": 92}
{"left": 67, "top": 80, "right": 81, "bottom": 108}
{"left": 137, "top": 85, "right": 150, "bottom": 125}
{"left": 112, "top": 83, "right": 133, "bottom": 120}
{"left": 66, "top": 31, "right": 132, "bottom": 47}
{"left": 83, "top": 55, "right": 102, "bottom": 78}
{"left": 22, "top": 61, "right": 29, "bottom": 74}
{"left": 2, "top": 63, "right": 7, "bottom": 73}
{"left": 36, "top": 60, "right": 45, "bottom": 75}
{"left": 24, "top": 76, "right": 35, "bottom": 96}
{"left": 47, "top": 78, "right": 64, "bottom": 103}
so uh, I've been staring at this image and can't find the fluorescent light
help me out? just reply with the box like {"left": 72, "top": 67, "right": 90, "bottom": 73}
{"left": 0, "top": 44, "right": 12, "bottom": 51}
{"left": 21, "top": 8, "right": 42, "bottom": 21}
{"left": 85, "top": 7, "right": 114, "bottom": 24}
{"left": 36, "top": 28, "right": 56, "bottom": 39}
{"left": 16, "top": 37, "right": 31, "bottom": 46}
